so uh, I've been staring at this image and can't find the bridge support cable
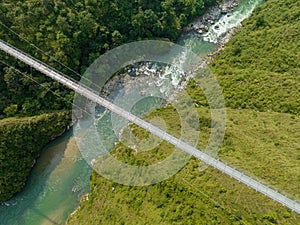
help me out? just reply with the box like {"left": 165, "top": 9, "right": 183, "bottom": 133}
{"left": 0, "top": 39, "right": 299, "bottom": 214}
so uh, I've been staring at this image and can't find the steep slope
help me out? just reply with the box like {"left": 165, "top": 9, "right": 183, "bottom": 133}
{"left": 0, "top": 111, "right": 70, "bottom": 201}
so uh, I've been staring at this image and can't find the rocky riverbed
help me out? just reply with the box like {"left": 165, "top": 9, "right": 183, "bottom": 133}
{"left": 98, "top": 0, "right": 242, "bottom": 102}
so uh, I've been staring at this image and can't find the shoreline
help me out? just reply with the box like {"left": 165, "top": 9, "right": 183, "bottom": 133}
{"left": 167, "top": 0, "right": 249, "bottom": 102}
{"left": 98, "top": 0, "right": 241, "bottom": 103}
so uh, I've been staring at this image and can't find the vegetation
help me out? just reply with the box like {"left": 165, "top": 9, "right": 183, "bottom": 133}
{"left": 0, "top": 0, "right": 216, "bottom": 118}
{"left": 0, "top": 111, "right": 70, "bottom": 201}
{"left": 67, "top": 0, "right": 300, "bottom": 224}
{"left": 68, "top": 107, "right": 300, "bottom": 224}
{"left": 0, "top": 0, "right": 299, "bottom": 223}
{"left": 0, "top": 0, "right": 216, "bottom": 201}
{"left": 210, "top": 0, "right": 300, "bottom": 115}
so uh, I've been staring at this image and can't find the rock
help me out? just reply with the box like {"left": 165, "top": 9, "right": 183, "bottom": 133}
{"left": 124, "top": 74, "right": 131, "bottom": 84}
{"left": 91, "top": 159, "right": 96, "bottom": 166}
{"left": 221, "top": 9, "right": 228, "bottom": 14}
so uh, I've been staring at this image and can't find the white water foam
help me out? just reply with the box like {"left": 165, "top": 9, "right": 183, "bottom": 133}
{"left": 203, "top": 0, "right": 263, "bottom": 43}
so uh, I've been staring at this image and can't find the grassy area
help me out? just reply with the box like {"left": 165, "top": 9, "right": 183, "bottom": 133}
{"left": 67, "top": 108, "right": 300, "bottom": 225}
{"left": 210, "top": 0, "right": 299, "bottom": 115}
{"left": 220, "top": 109, "right": 300, "bottom": 199}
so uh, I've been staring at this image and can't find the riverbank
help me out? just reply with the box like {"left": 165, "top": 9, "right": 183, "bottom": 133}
{"left": 0, "top": 129, "right": 91, "bottom": 225}
{"left": 0, "top": 111, "right": 71, "bottom": 202}
{"left": 67, "top": 0, "right": 246, "bottom": 220}
{"left": 183, "top": 0, "right": 240, "bottom": 34}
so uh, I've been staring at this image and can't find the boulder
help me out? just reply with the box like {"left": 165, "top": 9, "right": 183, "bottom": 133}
{"left": 221, "top": 9, "right": 228, "bottom": 14}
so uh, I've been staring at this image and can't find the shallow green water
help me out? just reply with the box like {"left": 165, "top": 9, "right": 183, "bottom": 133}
{"left": 0, "top": 131, "right": 91, "bottom": 225}
{"left": 0, "top": 0, "right": 264, "bottom": 224}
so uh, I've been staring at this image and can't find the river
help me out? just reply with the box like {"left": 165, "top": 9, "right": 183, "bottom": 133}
{"left": 0, "top": 0, "right": 264, "bottom": 224}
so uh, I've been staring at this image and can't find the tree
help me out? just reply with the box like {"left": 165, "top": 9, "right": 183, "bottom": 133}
{"left": 4, "top": 104, "right": 18, "bottom": 117}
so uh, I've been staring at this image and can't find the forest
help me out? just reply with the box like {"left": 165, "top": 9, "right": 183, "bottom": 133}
{"left": 0, "top": 0, "right": 216, "bottom": 118}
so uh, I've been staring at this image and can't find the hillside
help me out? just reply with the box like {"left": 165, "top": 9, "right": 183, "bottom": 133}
{"left": 211, "top": 0, "right": 299, "bottom": 114}
{"left": 68, "top": 109, "right": 300, "bottom": 224}
{"left": 67, "top": 0, "right": 300, "bottom": 224}
{"left": 0, "top": 111, "right": 70, "bottom": 201}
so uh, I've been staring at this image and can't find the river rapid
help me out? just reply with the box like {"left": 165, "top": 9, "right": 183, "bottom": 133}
{"left": 0, "top": 0, "right": 264, "bottom": 224}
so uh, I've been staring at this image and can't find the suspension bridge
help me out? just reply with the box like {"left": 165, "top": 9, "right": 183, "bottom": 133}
{"left": 0, "top": 39, "right": 299, "bottom": 214}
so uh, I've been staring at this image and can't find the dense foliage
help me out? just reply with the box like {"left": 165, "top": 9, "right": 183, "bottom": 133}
{"left": 0, "top": 111, "right": 70, "bottom": 201}
{"left": 67, "top": 0, "right": 300, "bottom": 224}
{"left": 0, "top": 0, "right": 216, "bottom": 118}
